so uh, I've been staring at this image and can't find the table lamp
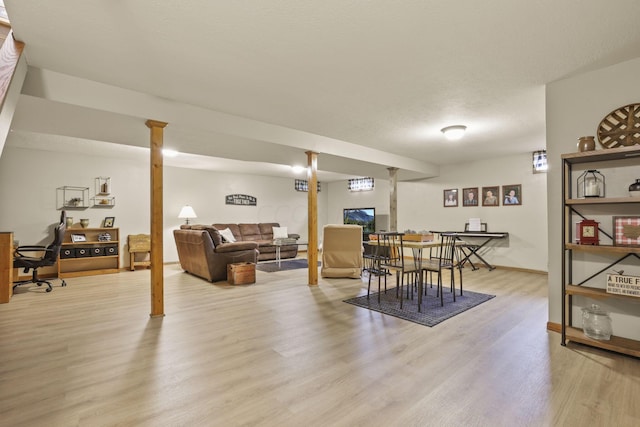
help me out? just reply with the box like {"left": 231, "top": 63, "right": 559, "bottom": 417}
{"left": 178, "top": 205, "right": 197, "bottom": 224}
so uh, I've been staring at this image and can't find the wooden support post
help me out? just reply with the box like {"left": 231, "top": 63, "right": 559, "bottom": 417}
{"left": 306, "top": 151, "right": 319, "bottom": 285}
{"left": 388, "top": 167, "right": 398, "bottom": 232}
{"left": 0, "top": 232, "right": 13, "bottom": 303}
{"left": 146, "top": 119, "right": 168, "bottom": 317}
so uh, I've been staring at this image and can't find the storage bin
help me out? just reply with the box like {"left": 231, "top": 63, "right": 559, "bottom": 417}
{"left": 60, "top": 248, "right": 76, "bottom": 259}
{"left": 75, "top": 247, "right": 91, "bottom": 257}
{"left": 227, "top": 262, "right": 256, "bottom": 285}
{"left": 90, "top": 247, "right": 105, "bottom": 257}
{"left": 104, "top": 245, "right": 118, "bottom": 256}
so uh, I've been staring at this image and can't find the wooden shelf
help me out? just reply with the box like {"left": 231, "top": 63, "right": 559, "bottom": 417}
{"left": 565, "top": 326, "right": 640, "bottom": 358}
{"left": 561, "top": 146, "right": 640, "bottom": 164}
{"left": 62, "top": 241, "right": 119, "bottom": 246}
{"left": 562, "top": 146, "right": 640, "bottom": 358}
{"left": 565, "top": 197, "right": 640, "bottom": 205}
{"left": 58, "top": 228, "right": 120, "bottom": 278}
{"left": 566, "top": 284, "right": 640, "bottom": 302}
{"left": 565, "top": 243, "right": 640, "bottom": 254}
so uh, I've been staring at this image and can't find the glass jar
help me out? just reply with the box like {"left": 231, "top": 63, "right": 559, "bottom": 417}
{"left": 581, "top": 304, "right": 612, "bottom": 341}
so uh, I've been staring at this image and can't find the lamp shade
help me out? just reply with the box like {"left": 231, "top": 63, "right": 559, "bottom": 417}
{"left": 441, "top": 125, "right": 467, "bottom": 141}
{"left": 178, "top": 205, "right": 197, "bottom": 224}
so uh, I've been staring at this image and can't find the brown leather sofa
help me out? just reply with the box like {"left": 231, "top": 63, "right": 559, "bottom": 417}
{"left": 212, "top": 223, "right": 299, "bottom": 261}
{"left": 173, "top": 225, "right": 259, "bottom": 282}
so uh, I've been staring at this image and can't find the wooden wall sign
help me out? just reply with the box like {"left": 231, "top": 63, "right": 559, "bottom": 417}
{"left": 225, "top": 194, "right": 257, "bottom": 206}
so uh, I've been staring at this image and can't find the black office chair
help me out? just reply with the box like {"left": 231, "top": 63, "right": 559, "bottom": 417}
{"left": 13, "top": 212, "right": 68, "bottom": 293}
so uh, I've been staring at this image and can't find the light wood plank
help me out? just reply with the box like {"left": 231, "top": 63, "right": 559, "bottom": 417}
{"left": 146, "top": 119, "right": 167, "bottom": 317}
{"left": 0, "top": 266, "right": 638, "bottom": 426}
{"left": 306, "top": 151, "right": 318, "bottom": 285}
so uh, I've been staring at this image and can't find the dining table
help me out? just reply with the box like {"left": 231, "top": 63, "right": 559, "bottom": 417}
{"left": 365, "top": 236, "right": 442, "bottom": 311}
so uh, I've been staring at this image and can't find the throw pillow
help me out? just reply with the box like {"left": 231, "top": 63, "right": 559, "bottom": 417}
{"left": 272, "top": 226, "right": 288, "bottom": 239}
{"left": 219, "top": 227, "right": 236, "bottom": 243}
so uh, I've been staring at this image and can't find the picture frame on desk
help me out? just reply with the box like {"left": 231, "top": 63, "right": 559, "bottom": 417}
{"left": 71, "top": 233, "right": 87, "bottom": 243}
{"left": 103, "top": 217, "right": 115, "bottom": 228}
{"left": 613, "top": 216, "right": 640, "bottom": 247}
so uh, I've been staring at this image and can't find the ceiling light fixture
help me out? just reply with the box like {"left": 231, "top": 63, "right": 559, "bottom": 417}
{"left": 162, "top": 148, "right": 179, "bottom": 157}
{"left": 441, "top": 125, "right": 467, "bottom": 141}
{"left": 291, "top": 165, "right": 306, "bottom": 174}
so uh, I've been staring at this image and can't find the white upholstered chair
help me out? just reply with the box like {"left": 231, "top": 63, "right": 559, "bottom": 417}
{"left": 320, "top": 224, "right": 363, "bottom": 279}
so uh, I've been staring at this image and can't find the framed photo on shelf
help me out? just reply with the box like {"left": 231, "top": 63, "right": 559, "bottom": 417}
{"left": 613, "top": 216, "right": 640, "bottom": 247}
{"left": 443, "top": 189, "right": 458, "bottom": 207}
{"left": 481, "top": 186, "right": 500, "bottom": 206}
{"left": 502, "top": 184, "right": 522, "bottom": 206}
{"left": 71, "top": 233, "right": 87, "bottom": 243}
{"left": 103, "top": 217, "right": 115, "bottom": 228}
{"left": 462, "top": 187, "right": 479, "bottom": 206}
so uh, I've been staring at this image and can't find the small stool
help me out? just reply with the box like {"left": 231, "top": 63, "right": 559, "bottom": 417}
{"left": 128, "top": 234, "right": 151, "bottom": 271}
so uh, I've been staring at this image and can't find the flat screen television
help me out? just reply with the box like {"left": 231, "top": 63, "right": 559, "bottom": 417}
{"left": 343, "top": 207, "right": 375, "bottom": 237}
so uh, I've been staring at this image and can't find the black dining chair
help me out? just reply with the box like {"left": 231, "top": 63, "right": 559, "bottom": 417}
{"left": 13, "top": 213, "right": 68, "bottom": 293}
{"left": 422, "top": 233, "right": 462, "bottom": 306}
{"left": 367, "top": 232, "right": 422, "bottom": 310}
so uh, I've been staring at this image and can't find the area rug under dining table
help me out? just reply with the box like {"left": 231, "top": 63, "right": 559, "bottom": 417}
{"left": 344, "top": 285, "right": 495, "bottom": 327}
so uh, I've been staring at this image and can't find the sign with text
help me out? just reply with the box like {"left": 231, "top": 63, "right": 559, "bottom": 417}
{"left": 606, "top": 274, "right": 640, "bottom": 297}
{"left": 225, "top": 194, "right": 257, "bottom": 206}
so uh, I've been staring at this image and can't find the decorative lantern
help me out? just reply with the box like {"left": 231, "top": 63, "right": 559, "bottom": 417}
{"left": 577, "top": 170, "right": 605, "bottom": 198}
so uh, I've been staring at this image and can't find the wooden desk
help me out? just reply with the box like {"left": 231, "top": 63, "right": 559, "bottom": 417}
{"left": 0, "top": 232, "right": 14, "bottom": 303}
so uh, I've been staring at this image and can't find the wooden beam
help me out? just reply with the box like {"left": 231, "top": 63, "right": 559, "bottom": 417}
{"left": 306, "top": 151, "right": 318, "bottom": 285}
{"left": 146, "top": 119, "right": 168, "bottom": 317}
{"left": 388, "top": 167, "right": 398, "bottom": 231}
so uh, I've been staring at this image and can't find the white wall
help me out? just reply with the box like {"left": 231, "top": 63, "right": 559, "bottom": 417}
{"left": 0, "top": 132, "right": 328, "bottom": 266}
{"left": 325, "top": 154, "right": 548, "bottom": 272}
{"left": 326, "top": 179, "right": 390, "bottom": 231}
{"left": 546, "top": 57, "right": 640, "bottom": 338}
{"left": 397, "top": 153, "right": 548, "bottom": 272}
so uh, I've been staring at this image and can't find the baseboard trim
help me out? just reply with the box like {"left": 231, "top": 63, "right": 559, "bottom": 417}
{"left": 463, "top": 264, "right": 548, "bottom": 275}
{"left": 547, "top": 322, "right": 561, "bottom": 334}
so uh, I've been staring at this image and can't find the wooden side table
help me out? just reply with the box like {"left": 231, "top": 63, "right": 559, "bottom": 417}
{"left": 128, "top": 234, "right": 151, "bottom": 271}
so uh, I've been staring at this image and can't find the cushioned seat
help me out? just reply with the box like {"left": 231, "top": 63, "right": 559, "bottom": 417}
{"left": 321, "top": 224, "right": 363, "bottom": 279}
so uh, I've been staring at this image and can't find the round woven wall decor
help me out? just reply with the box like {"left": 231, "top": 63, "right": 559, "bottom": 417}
{"left": 597, "top": 103, "right": 640, "bottom": 148}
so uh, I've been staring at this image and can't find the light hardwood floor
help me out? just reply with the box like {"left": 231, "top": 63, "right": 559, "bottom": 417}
{"left": 1, "top": 263, "right": 639, "bottom": 426}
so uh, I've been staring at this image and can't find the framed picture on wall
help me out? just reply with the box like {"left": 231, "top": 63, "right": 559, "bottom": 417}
{"left": 462, "top": 187, "right": 479, "bottom": 206}
{"left": 443, "top": 189, "right": 458, "bottom": 207}
{"left": 482, "top": 186, "right": 500, "bottom": 206}
{"left": 502, "top": 184, "right": 522, "bottom": 205}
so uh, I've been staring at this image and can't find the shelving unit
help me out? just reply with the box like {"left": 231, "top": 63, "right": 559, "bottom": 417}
{"left": 57, "top": 186, "right": 89, "bottom": 210}
{"left": 91, "top": 196, "right": 115, "bottom": 207}
{"left": 58, "top": 228, "right": 120, "bottom": 278}
{"left": 561, "top": 145, "right": 640, "bottom": 358}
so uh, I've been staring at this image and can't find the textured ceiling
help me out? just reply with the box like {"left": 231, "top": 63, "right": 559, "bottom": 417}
{"left": 4, "top": 0, "right": 640, "bottom": 180}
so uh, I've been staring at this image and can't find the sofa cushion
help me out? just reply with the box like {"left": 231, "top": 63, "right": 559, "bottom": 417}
{"left": 259, "top": 222, "right": 279, "bottom": 240}
{"left": 213, "top": 224, "right": 240, "bottom": 240}
{"left": 218, "top": 227, "right": 236, "bottom": 243}
{"left": 239, "top": 223, "right": 262, "bottom": 241}
{"left": 189, "top": 225, "right": 223, "bottom": 246}
{"left": 215, "top": 241, "right": 258, "bottom": 253}
{"left": 272, "top": 226, "right": 288, "bottom": 239}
